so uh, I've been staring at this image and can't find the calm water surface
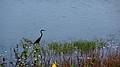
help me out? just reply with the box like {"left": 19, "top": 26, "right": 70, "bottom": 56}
{"left": 0, "top": 0, "right": 120, "bottom": 48}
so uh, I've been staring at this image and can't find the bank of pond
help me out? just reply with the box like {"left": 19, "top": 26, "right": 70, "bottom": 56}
{"left": 0, "top": 38, "right": 120, "bottom": 67}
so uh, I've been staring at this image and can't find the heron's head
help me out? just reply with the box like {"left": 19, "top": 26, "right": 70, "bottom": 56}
{"left": 40, "top": 29, "right": 46, "bottom": 32}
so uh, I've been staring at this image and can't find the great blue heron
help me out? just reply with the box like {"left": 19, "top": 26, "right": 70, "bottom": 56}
{"left": 33, "top": 29, "right": 45, "bottom": 44}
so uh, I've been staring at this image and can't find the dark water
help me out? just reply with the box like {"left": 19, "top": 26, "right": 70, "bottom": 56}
{"left": 0, "top": 0, "right": 120, "bottom": 48}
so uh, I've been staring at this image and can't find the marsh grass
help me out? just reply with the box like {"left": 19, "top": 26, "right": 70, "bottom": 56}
{"left": 0, "top": 37, "right": 120, "bottom": 67}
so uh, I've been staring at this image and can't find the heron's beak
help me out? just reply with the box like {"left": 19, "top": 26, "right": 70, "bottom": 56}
{"left": 41, "top": 29, "right": 46, "bottom": 31}
{"left": 43, "top": 30, "right": 46, "bottom": 31}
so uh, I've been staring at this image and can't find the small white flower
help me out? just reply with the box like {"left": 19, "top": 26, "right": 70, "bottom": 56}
{"left": 38, "top": 55, "right": 41, "bottom": 57}
{"left": 35, "top": 58, "right": 37, "bottom": 60}
{"left": 29, "top": 46, "right": 32, "bottom": 48}
{"left": 18, "top": 59, "right": 21, "bottom": 61}
{"left": 87, "top": 57, "right": 92, "bottom": 59}
{"left": 103, "top": 47, "right": 106, "bottom": 49}
{"left": 26, "top": 47, "right": 28, "bottom": 48}
{"left": 34, "top": 51, "right": 36, "bottom": 52}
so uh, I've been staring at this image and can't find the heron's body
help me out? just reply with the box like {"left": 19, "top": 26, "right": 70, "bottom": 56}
{"left": 33, "top": 29, "right": 45, "bottom": 44}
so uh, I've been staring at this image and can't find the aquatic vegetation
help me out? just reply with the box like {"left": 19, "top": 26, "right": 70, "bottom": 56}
{"left": 0, "top": 36, "right": 120, "bottom": 67}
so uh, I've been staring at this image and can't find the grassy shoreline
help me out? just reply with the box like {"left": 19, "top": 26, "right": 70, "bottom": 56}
{"left": 0, "top": 37, "right": 120, "bottom": 67}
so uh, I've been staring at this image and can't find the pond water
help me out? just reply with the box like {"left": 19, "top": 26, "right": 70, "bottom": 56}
{"left": 0, "top": 0, "right": 120, "bottom": 48}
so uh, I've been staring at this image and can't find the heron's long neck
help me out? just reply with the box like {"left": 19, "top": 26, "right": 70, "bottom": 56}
{"left": 39, "top": 31, "right": 43, "bottom": 40}
{"left": 33, "top": 31, "right": 43, "bottom": 44}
